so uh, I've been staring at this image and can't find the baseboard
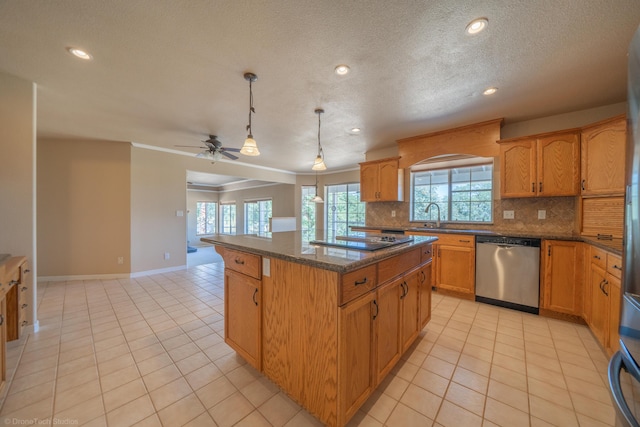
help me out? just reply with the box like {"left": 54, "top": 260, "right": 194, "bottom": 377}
{"left": 38, "top": 264, "right": 188, "bottom": 282}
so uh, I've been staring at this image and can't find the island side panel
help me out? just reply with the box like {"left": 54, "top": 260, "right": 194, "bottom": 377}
{"left": 262, "top": 257, "right": 340, "bottom": 426}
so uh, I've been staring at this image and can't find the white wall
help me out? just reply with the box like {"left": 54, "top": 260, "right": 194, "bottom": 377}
{"left": 0, "top": 71, "right": 36, "bottom": 328}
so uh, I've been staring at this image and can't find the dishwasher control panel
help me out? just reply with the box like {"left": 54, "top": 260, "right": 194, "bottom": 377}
{"left": 476, "top": 235, "right": 541, "bottom": 247}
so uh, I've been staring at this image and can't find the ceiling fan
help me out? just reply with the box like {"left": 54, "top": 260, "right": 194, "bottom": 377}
{"left": 176, "top": 135, "right": 241, "bottom": 162}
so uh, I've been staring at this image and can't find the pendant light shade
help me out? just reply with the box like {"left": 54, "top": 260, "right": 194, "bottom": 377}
{"left": 312, "top": 108, "right": 327, "bottom": 170}
{"left": 241, "top": 72, "right": 260, "bottom": 156}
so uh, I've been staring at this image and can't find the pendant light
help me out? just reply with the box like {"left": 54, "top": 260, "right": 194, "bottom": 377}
{"left": 240, "top": 72, "right": 260, "bottom": 156}
{"left": 311, "top": 172, "right": 324, "bottom": 203}
{"left": 312, "top": 108, "right": 327, "bottom": 171}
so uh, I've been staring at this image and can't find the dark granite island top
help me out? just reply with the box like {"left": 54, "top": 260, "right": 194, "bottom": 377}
{"left": 200, "top": 231, "right": 438, "bottom": 273}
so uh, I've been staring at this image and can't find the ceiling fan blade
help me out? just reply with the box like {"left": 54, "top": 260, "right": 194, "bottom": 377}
{"left": 175, "top": 145, "right": 206, "bottom": 148}
{"left": 222, "top": 147, "right": 241, "bottom": 152}
{"left": 221, "top": 151, "right": 239, "bottom": 160}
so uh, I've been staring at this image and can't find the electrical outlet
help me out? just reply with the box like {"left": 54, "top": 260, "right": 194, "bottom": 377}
{"left": 538, "top": 210, "right": 546, "bottom": 220}
{"left": 503, "top": 210, "right": 515, "bottom": 219}
{"left": 117, "top": 257, "right": 124, "bottom": 265}
{"left": 391, "top": 210, "right": 396, "bottom": 217}
{"left": 164, "top": 252, "right": 170, "bottom": 260}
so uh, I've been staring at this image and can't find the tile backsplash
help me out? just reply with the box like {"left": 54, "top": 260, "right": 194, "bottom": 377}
{"left": 365, "top": 196, "right": 578, "bottom": 234}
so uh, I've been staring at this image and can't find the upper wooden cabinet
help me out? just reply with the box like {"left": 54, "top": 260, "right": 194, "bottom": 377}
{"left": 580, "top": 115, "right": 626, "bottom": 196}
{"left": 360, "top": 157, "right": 404, "bottom": 202}
{"left": 498, "top": 130, "right": 580, "bottom": 198}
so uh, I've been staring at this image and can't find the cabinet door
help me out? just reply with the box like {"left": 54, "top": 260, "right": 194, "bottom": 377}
{"left": 589, "top": 263, "right": 608, "bottom": 346}
{"left": 418, "top": 261, "right": 432, "bottom": 329}
{"left": 360, "top": 163, "right": 379, "bottom": 202}
{"left": 541, "top": 240, "right": 583, "bottom": 316}
{"left": 581, "top": 116, "right": 626, "bottom": 196}
{"left": 339, "top": 291, "right": 375, "bottom": 424}
{"left": 436, "top": 245, "right": 475, "bottom": 295}
{"left": 400, "top": 270, "right": 420, "bottom": 353}
{"left": 374, "top": 279, "right": 401, "bottom": 384}
{"left": 500, "top": 139, "right": 536, "bottom": 198}
{"left": 608, "top": 275, "right": 621, "bottom": 355}
{"left": 377, "top": 160, "right": 400, "bottom": 201}
{"left": 537, "top": 131, "right": 580, "bottom": 196}
{"left": 224, "top": 268, "right": 261, "bottom": 370}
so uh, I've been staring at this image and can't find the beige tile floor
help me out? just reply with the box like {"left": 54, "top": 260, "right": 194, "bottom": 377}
{"left": 0, "top": 261, "right": 617, "bottom": 426}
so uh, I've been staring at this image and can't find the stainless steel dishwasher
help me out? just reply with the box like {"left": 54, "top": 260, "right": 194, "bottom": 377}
{"left": 475, "top": 235, "right": 541, "bottom": 314}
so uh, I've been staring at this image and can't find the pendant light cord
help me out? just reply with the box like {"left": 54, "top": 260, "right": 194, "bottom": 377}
{"left": 317, "top": 110, "right": 323, "bottom": 158}
{"left": 247, "top": 79, "right": 254, "bottom": 135}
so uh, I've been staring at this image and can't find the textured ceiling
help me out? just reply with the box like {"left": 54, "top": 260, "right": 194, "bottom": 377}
{"left": 1, "top": 1, "right": 639, "bottom": 181}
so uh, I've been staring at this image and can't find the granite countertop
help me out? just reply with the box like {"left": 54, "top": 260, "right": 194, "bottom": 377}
{"left": 351, "top": 226, "right": 623, "bottom": 255}
{"left": 201, "top": 231, "right": 437, "bottom": 273}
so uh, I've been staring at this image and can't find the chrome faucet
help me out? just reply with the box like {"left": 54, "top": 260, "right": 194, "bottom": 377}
{"left": 425, "top": 202, "right": 441, "bottom": 228}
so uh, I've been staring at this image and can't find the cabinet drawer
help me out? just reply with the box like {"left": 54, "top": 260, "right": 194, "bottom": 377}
{"left": 589, "top": 246, "right": 607, "bottom": 269}
{"left": 607, "top": 253, "right": 623, "bottom": 279}
{"left": 340, "top": 265, "right": 377, "bottom": 305}
{"left": 222, "top": 248, "right": 262, "bottom": 279}
{"left": 420, "top": 244, "right": 433, "bottom": 263}
{"left": 378, "top": 248, "right": 421, "bottom": 283}
{"left": 432, "top": 233, "right": 475, "bottom": 248}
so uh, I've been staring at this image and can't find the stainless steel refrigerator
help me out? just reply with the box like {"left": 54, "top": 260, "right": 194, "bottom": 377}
{"left": 609, "top": 23, "right": 640, "bottom": 427}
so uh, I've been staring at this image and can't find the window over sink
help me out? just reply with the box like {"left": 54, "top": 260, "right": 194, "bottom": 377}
{"left": 411, "top": 155, "right": 493, "bottom": 224}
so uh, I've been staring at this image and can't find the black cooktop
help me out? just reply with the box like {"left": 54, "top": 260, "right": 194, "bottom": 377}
{"left": 309, "top": 234, "right": 414, "bottom": 251}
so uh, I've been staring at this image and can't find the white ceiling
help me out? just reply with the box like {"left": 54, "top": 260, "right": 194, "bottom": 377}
{"left": 1, "top": 1, "right": 639, "bottom": 179}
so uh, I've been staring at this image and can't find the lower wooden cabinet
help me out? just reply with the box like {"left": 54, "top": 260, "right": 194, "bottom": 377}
{"left": 400, "top": 268, "right": 420, "bottom": 353}
{"left": 418, "top": 261, "right": 432, "bottom": 329}
{"left": 374, "top": 279, "right": 402, "bottom": 384}
{"left": 541, "top": 240, "right": 584, "bottom": 316}
{"left": 224, "top": 268, "right": 262, "bottom": 370}
{"left": 608, "top": 274, "right": 622, "bottom": 354}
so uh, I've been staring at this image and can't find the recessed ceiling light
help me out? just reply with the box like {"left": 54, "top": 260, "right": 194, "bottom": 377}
{"left": 465, "top": 18, "right": 488, "bottom": 35}
{"left": 67, "top": 47, "right": 93, "bottom": 60}
{"left": 350, "top": 127, "right": 361, "bottom": 133}
{"left": 483, "top": 87, "right": 498, "bottom": 95}
{"left": 334, "top": 65, "right": 350, "bottom": 75}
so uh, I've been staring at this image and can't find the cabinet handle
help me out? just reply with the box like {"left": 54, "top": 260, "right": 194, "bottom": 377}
{"left": 0, "top": 314, "right": 3, "bottom": 326}
{"left": 603, "top": 280, "right": 609, "bottom": 297}
{"left": 459, "top": 239, "right": 471, "bottom": 243}
{"left": 9, "top": 280, "right": 17, "bottom": 286}
{"left": 539, "top": 182, "right": 543, "bottom": 192}
{"left": 234, "top": 258, "right": 245, "bottom": 265}
{"left": 593, "top": 255, "right": 601, "bottom": 260}
{"left": 597, "top": 234, "right": 613, "bottom": 240}
{"left": 532, "top": 182, "right": 535, "bottom": 193}
{"left": 252, "top": 288, "right": 258, "bottom": 306}
{"left": 581, "top": 179, "right": 586, "bottom": 191}
{"left": 21, "top": 287, "right": 27, "bottom": 292}
{"left": 24, "top": 269, "right": 30, "bottom": 274}
{"left": 548, "top": 245, "right": 551, "bottom": 256}
{"left": 400, "top": 281, "right": 407, "bottom": 299}
{"left": 21, "top": 321, "right": 27, "bottom": 327}
{"left": 21, "top": 304, "right": 28, "bottom": 309}
{"left": 354, "top": 278, "right": 368, "bottom": 286}
{"left": 420, "top": 271, "right": 426, "bottom": 283}
{"left": 614, "top": 264, "right": 622, "bottom": 271}
{"left": 372, "top": 299, "right": 379, "bottom": 320}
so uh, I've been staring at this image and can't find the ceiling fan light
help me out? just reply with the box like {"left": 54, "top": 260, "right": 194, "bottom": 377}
{"left": 212, "top": 150, "right": 223, "bottom": 161}
{"left": 197, "top": 151, "right": 215, "bottom": 160}
{"left": 312, "top": 155, "right": 327, "bottom": 171}
{"left": 240, "top": 136, "right": 260, "bottom": 156}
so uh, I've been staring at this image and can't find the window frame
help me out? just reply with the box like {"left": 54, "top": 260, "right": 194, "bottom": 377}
{"left": 410, "top": 160, "right": 494, "bottom": 225}
{"left": 325, "top": 182, "right": 365, "bottom": 240}
{"left": 219, "top": 201, "right": 237, "bottom": 234}
{"left": 195, "top": 201, "right": 217, "bottom": 236}
{"left": 244, "top": 198, "right": 272, "bottom": 235}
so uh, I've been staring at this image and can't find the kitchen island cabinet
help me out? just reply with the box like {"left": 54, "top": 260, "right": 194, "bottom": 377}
{"left": 203, "top": 232, "right": 436, "bottom": 427}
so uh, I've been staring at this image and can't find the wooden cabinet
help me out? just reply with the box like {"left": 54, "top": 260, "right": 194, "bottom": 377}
{"left": 498, "top": 130, "right": 580, "bottom": 198}
{"left": 339, "top": 291, "right": 375, "bottom": 423}
{"left": 400, "top": 268, "right": 420, "bottom": 353}
{"left": 6, "top": 260, "right": 29, "bottom": 341}
{"left": 580, "top": 115, "right": 626, "bottom": 196}
{"left": 433, "top": 233, "right": 475, "bottom": 296}
{"left": 218, "top": 247, "right": 262, "bottom": 371}
{"left": 580, "top": 196, "right": 625, "bottom": 239}
{"left": 373, "top": 279, "right": 402, "bottom": 384}
{"left": 418, "top": 261, "right": 432, "bottom": 329}
{"left": 541, "top": 240, "right": 583, "bottom": 317}
{"left": 360, "top": 157, "right": 404, "bottom": 202}
{"left": 224, "top": 268, "right": 261, "bottom": 370}
{"left": 583, "top": 244, "right": 623, "bottom": 355}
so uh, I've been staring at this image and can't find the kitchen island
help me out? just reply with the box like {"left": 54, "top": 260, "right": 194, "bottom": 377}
{"left": 201, "top": 231, "right": 437, "bottom": 427}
